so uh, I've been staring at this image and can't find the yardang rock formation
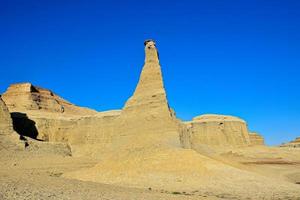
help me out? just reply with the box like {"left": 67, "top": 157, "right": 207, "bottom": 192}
{"left": 1, "top": 40, "right": 261, "bottom": 152}
{"left": 60, "top": 40, "right": 282, "bottom": 192}
{"left": 120, "top": 40, "right": 179, "bottom": 136}
{"left": 1, "top": 40, "right": 300, "bottom": 199}
{"left": 109, "top": 40, "right": 183, "bottom": 150}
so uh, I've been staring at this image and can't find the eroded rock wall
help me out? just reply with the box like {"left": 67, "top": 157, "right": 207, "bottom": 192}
{"left": 0, "top": 96, "right": 22, "bottom": 150}
{"left": 181, "top": 114, "right": 251, "bottom": 149}
{"left": 2, "top": 83, "right": 101, "bottom": 142}
{"left": 0, "top": 96, "right": 13, "bottom": 132}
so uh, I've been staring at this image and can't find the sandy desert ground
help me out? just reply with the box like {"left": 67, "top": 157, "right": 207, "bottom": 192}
{"left": 1, "top": 144, "right": 300, "bottom": 200}
{"left": 0, "top": 148, "right": 219, "bottom": 200}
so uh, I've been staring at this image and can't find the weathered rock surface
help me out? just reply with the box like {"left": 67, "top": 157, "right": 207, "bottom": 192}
{"left": 249, "top": 132, "right": 265, "bottom": 146}
{"left": 8, "top": 109, "right": 122, "bottom": 147}
{"left": 0, "top": 96, "right": 22, "bottom": 150}
{"left": 64, "top": 41, "right": 289, "bottom": 195}
{"left": 280, "top": 137, "right": 300, "bottom": 148}
{"left": 62, "top": 40, "right": 186, "bottom": 157}
{"left": 0, "top": 96, "right": 13, "bottom": 132}
{"left": 2, "top": 83, "right": 103, "bottom": 142}
{"left": 64, "top": 40, "right": 202, "bottom": 186}
{"left": 1, "top": 95, "right": 70, "bottom": 153}
{"left": 1, "top": 82, "right": 124, "bottom": 151}
{"left": 180, "top": 114, "right": 251, "bottom": 149}
{"left": 0, "top": 41, "right": 183, "bottom": 153}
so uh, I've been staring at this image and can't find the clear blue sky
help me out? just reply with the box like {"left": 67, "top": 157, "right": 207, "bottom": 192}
{"left": 0, "top": 0, "right": 299, "bottom": 145}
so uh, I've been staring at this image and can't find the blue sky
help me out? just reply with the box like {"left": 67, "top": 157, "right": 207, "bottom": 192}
{"left": 0, "top": 0, "right": 299, "bottom": 145}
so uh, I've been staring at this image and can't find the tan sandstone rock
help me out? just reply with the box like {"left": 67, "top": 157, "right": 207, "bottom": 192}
{"left": 1, "top": 95, "right": 69, "bottom": 153}
{"left": 280, "top": 137, "right": 300, "bottom": 148}
{"left": 63, "top": 41, "right": 295, "bottom": 199}
{"left": 1, "top": 40, "right": 184, "bottom": 151}
{"left": 70, "top": 40, "right": 186, "bottom": 156}
{"left": 2, "top": 81, "right": 122, "bottom": 147}
{"left": 63, "top": 40, "right": 209, "bottom": 186}
{"left": 249, "top": 132, "right": 265, "bottom": 146}
{"left": 2, "top": 83, "right": 97, "bottom": 116}
{"left": 65, "top": 40, "right": 186, "bottom": 156}
{"left": 180, "top": 114, "right": 251, "bottom": 149}
{"left": 2, "top": 83, "right": 100, "bottom": 141}
{"left": 0, "top": 96, "right": 13, "bottom": 131}
{"left": 0, "top": 96, "right": 22, "bottom": 150}
{"left": 114, "top": 39, "right": 183, "bottom": 148}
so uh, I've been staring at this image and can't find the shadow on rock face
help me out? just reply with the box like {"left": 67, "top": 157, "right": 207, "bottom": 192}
{"left": 11, "top": 112, "right": 41, "bottom": 141}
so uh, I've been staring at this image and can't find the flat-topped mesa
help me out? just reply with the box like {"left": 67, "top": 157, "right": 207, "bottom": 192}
{"left": 2, "top": 83, "right": 97, "bottom": 116}
{"left": 119, "top": 40, "right": 180, "bottom": 138}
{"left": 180, "top": 114, "right": 251, "bottom": 149}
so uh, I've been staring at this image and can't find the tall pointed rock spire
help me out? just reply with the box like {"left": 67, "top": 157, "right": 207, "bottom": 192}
{"left": 123, "top": 40, "right": 171, "bottom": 116}
{"left": 120, "top": 40, "right": 179, "bottom": 136}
